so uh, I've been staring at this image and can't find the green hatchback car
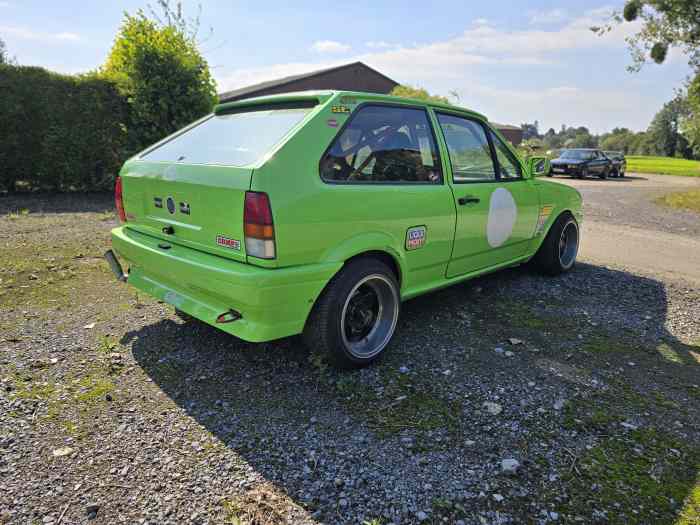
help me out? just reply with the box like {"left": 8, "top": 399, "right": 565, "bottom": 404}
{"left": 106, "top": 90, "right": 582, "bottom": 368}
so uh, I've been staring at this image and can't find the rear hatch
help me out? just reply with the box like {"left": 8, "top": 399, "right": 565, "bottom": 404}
{"left": 121, "top": 162, "right": 252, "bottom": 262}
{"left": 120, "top": 99, "right": 318, "bottom": 262}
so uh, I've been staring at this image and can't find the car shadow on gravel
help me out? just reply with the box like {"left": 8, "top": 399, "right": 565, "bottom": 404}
{"left": 125, "top": 262, "right": 699, "bottom": 524}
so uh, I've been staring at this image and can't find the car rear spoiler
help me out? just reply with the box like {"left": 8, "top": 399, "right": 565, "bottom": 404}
{"left": 214, "top": 92, "right": 332, "bottom": 116}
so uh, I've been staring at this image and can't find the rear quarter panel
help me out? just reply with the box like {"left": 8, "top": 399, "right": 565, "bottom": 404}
{"left": 250, "top": 94, "right": 456, "bottom": 295}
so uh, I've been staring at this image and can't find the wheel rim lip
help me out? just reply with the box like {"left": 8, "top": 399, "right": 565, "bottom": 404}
{"left": 340, "top": 274, "right": 399, "bottom": 359}
{"left": 558, "top": 221, "right": 579, "bottom": 269}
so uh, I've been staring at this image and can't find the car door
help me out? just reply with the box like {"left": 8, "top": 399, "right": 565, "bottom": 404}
{"left": 432, "top": 111, "right": 540, "bottom": 278}
{"left": 316, "top": 103, "right": 457, "bottom": 293}
{"left": 593, "top": 151, "right": 606, "bottom": 174}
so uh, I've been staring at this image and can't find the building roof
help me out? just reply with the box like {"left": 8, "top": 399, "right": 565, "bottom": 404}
{"left": 218, "top": 61, "right": 399, "bottom": 102}
{"left": 490, "top": 122, "right": 522, "bottom": 131}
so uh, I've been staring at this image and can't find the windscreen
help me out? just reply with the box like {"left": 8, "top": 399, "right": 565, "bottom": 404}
{"left": 561, "top": 150, "right": 592, "bottom": 160}
{"left": 140, "top": 105, "right": 314, "bottom": 166}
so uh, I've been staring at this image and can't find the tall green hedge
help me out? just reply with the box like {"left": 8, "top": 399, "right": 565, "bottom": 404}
{"left": 0, "top": 65, "right": 128, "bottom": 192}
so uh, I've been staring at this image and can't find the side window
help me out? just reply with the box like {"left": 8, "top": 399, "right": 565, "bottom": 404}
{"left": 320, "top": 105, "right": 442, "bottom": 184}
{"left": 436, "top": 114, "right": 496, "bottom": 182}
{"left": 489, "top": 130, "right": 522, "bottom": 179}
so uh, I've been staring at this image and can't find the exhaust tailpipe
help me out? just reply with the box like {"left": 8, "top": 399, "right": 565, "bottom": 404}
{"left": 104, "top": 250, "right": 127, "bottom": 282}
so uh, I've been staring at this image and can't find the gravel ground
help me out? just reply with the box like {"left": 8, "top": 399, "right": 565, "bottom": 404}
{"left": 550, "top": 172, "right": 700, "bottom": 238}
{"left": 1, "top": 191, "right": 699, "bottom": 525}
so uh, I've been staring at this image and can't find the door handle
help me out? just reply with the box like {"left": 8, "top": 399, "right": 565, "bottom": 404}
{"left": 458, "top": 196, "right": 480, "bottom": 206}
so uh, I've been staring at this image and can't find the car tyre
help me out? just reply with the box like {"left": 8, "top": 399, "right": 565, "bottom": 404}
{"left": 303, "top": 257, "right": 400, "bottom": 369}
{"left": 533, "top": 212, "right": 579, "bottom": 276}
{"left": 599, "top": 167, "right": 609, "bottom": 179}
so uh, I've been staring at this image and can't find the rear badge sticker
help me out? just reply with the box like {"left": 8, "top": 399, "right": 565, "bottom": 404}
{"left": 216, "top": 235, "right": 241, "bottom": 251}
{"left": 327, "top": 118, "right": 339, "bottom": 128}
{"left": 406, "top": 226, "right": 427, "bottom": 251}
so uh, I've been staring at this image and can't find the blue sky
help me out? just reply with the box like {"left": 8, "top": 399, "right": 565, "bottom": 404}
{"left": 1, "top": 1, "right": 693, "bottom": 133}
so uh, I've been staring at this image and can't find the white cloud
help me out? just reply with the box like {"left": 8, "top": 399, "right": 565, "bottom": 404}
{"left": 366, "top": 41, "right": 395, "bottom": 49}
{"left": 584, "top": 5, "right": 617, "bottom": 19}
{"left": 0, "top": 25, "right": 82, "bottom": 42}
{"left": 311, "top": 40, "right": 351, "bottom": 54}
{"left": 528, "top": 8, "right": 568, "bottom": 25}
{"left": 473, "top": 18, "right": 490, "bottom": 26}
{"left": 451, "top": 82, "right": 659, "bottom": 134}
{"left": 56, "top": 32, "right": 80, "bottom": 41}
{"left": 217, "top": 61, "right": 344, "bottom": 92}
{"left": 217, "top": 9, "right": 640, "bottom": 91}
{"left": 214, "top": 8, "right": 656, "bottom": 132}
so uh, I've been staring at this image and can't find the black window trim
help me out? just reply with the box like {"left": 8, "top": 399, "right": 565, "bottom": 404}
{"left": 434, "top": 109, "right": 526, "bottom": 184}
{"left": 319, "top": 101, "right": 445, "bottom": 186}
{"left": 434, "top": 110, "right": 499, "bottom": 185}
{"left": 488, "top": 127, "right": 524, "bottom": 182}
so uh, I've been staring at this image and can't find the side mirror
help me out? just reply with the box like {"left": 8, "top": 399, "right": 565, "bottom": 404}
{"left": 527, "top": 156, "right": 549, "bottom": 178}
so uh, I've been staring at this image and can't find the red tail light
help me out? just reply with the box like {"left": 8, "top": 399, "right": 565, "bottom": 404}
{"left": 115, "top": 176, "right": 127, "bottom": 223}
{"left": 244, "top": 191, "right": 275, "bottom": 259}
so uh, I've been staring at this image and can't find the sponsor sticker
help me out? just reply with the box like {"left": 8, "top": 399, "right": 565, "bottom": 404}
{"left": 216, "top": 235, "right": 241, "bottom": 251}
{"left": 406, "top": 226, "right": 427, "bottom": 251}
{"left": 327, "top": 118, "right": 338, "bottom": 128}
{"left": 331, "top": 105, "right": 351, "bottom": 113}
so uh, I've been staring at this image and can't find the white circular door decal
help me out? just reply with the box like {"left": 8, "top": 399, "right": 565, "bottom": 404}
{"left": 487, "top": 188, "right": 517, "bottom": 248}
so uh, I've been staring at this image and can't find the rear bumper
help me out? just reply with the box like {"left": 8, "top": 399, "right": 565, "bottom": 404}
{"left": 110, "top": 226, "right": 341, "bottom": 342}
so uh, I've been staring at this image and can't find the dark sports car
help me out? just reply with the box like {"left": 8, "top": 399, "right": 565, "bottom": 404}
{"left": 549, "top": 149, "right": 613, "bottom": 179}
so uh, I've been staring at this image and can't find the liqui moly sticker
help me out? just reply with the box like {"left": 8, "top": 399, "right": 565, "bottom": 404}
{"left": 406, "top": 226, "right": 427, "bottom": 251}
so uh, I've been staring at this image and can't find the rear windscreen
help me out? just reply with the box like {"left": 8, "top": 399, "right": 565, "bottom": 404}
{"left": 140, "top": 106, "right": 314, "bottom": 166}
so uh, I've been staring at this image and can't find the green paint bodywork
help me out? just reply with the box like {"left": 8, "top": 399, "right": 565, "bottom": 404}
{"left": 110, "top": 90, "right": 582, "bottom": 342}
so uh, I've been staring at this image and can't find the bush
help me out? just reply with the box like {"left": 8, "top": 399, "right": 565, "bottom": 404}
{"left": 0, "top": 65, "right": 128, "bottom": 192}
{"left": 390, "top": 85, "right": 449, "bottom": 104}
{"left": 0, "top": 12, "right": 217, "bottom": 193}
{"left": 102, "top": 12, "right": 217, "bottom": 153}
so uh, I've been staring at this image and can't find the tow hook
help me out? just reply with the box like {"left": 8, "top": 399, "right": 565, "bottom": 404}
{"left": 104, "top": 250, "right": 127, "bottom": 282}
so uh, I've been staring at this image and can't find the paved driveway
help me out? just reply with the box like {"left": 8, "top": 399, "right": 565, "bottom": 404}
{"left": 549, "top": 172, "right": 700, "bottom": 284}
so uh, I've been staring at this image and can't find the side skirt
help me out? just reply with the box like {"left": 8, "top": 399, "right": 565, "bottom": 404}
{"left": 400, "top": 254, "right": 531, "bottom": 301}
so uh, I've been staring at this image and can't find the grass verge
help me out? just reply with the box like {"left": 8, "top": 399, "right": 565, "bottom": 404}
{"left": 627, "top": 156, "right": 700, "bottom": 177}
{"left": 656, "top": 190, "right": 700, "bottom": 214}
{"left": 555, "top": 428, "right": 700, "bottom": 524}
